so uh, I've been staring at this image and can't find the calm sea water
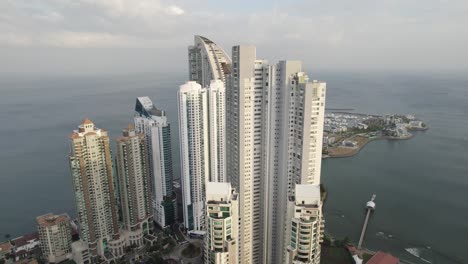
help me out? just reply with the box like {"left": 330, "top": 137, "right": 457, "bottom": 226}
{"left": 0, "top": 72, "right": 467, "bottom": 263}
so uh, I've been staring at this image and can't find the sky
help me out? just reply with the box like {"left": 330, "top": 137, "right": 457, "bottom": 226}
{"left": 1, "top": 0, "right": 467, "bottom": 75}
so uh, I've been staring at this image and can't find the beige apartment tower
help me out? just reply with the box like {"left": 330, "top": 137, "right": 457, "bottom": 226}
{"left": 69, "top": 119, "right": 124, "bottom": 260}
{"left": 116, "top": 125, "right": 152, "bottom": 247}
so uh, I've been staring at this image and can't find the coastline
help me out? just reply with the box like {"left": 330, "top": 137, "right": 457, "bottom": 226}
{"left": 326, "top": 135, "right": 380, "bottom": 158}
{"left": 326, "top": 132, "right": 419, "bottom": 159}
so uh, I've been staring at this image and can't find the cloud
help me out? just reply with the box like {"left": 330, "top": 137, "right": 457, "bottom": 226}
{"left": 41, "top": 31, "right": 137, "bottom": 48}
{"left": 166, "top": 5, "right": 185, "bottom": 16}
{"left": 33, "top": 11, "right": 64, "bottom": 23}
{"left": 0, "top": 0, "right": 467, "bottom": 71}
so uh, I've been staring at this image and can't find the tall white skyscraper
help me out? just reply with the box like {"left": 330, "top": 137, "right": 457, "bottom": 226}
{"left": 189, "top": 35, "right": 232, "bottom": 88}
{"left": 226, "top": 45, "right": 269, "bottom": 264}
{"left": 205, "top": 182, "right": 239, "bottom": 264}
{"left": 134, "top": 97, "right": 175, "bottom": 228}
{"left": 69, "top": 119, "right": 124, "bottom": 259}
{"left": 279, "top": 74, "right": 326, "bottom": 264}
{"left": 188, "top": 35, "right": 327, "bottom": 264}
{"left": 263, "top": 61, "right": 304, "bottom": 264}
{"left": 116, "top": 125, "right": 152, "bottom": 246}
{"left": 178, "top": 80, "right": 226, "bottom": 231}
{"left": 227, "top": 54, "right": 326, "bottom": 263}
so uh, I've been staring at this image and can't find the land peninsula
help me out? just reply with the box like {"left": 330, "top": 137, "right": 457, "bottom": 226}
{"left": 323, "top": 113, "right": 428, "bottom": 158}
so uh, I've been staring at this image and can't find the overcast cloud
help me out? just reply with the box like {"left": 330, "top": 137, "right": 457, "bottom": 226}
{"left": 1, "top": 0, "right": 467, "bottom": 75}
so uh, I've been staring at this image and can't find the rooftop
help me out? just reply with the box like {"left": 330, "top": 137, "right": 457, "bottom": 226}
{"left": 81, "top": 118, "right": 93, "bottom": 125}
{"left": 135, "top": 96, "right": 164, "bottom": 118}
{"left": 367, "top": 251, "right": 399, "bottom": 264}
{"left": 206, "top": 182, "right": 234, "bottom": 202}
{"left": 12, "top": 232, "right": 39, "bottom": 247}
{"left": 295, "top": 184, "right": 321, "bottom": 206}
{"left": 36, "top": 213, "right": 70, "bottom": 227}
{"left": 0, "top": 241, "right": 12, "bottom": 254}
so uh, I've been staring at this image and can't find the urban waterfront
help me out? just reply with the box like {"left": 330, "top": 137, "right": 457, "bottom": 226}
{"left": 0, "top": 71, "right": 467, "bottom": 263}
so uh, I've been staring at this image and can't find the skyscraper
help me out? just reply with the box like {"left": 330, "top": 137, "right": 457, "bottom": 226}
{"left": 189, "top": 35, "right": 327, "bottom": 263}
{"left": 134, "top": 97, "right": 175, "bottom": 228}
{"left": 116, "top": 125, "right": 152, "bottom": 246}
{"left": 205, "top": 182, "right": 239, "bottom": 264}
{"left": 188, "top": 35, "right": 232, "bottom": 87}
{"left": 178, "top": 81, "right": 208, "bottom": 232}
{"left": 36, "top": 213, "right": 72, "bottom": 263}
{"left": 69, "top": 119, "right": 124, "bottom": 259}
{"left": 178, "top": 80, "right": 226, "bottom": 231}
{"left": 226, "top": 45, "right": 268, "bottom": 264}
{"left": 226, "top": 51, "right": 326, "bottom": 263}
{"left": 207, "top": 80, "right": 226, "bottom": 183}
{"left": 281, "top": 76, "right": 326, "bottom": 264}
{"left": 263, "top": 61, "right": 304, "bottom": 263}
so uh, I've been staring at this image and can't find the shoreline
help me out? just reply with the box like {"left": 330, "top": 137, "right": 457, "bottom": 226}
{"left": 326, "top": 132, "right": 419, "bottom": 159}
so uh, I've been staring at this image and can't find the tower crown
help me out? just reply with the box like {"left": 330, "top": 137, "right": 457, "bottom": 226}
{"left": 79, "top": 118, "right": 94, "bottom": 133}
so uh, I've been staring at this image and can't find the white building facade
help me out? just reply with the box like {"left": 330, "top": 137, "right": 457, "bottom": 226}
{"left": 134, "top": 97, "right": 175, "bottom": 228}
{"left": 205, "top": 182, "right": 239, "bottom": 264}
{"left": 227, "top": 55, "right": 327, "bottom": 264}
{"left": 284, "top": 185, "right": 324, "bottom": 264}
{"left": 188, "top": 35, "right": 327, "bottom": 264}
{"left": 226, "top": 45, "right": 269, "bottom": 264}
{"left": 178, "top": 80, "right": 226, "bottom": 231}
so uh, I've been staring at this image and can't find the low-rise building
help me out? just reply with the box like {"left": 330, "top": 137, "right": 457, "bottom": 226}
{"left": 284, "top": 184, "right": 324, "bottom": 264}
{"left": 343, "top": 140, "right": 358, "bottom": 147}
{"left": 357, "top": 123, "right": 368, "bottom": 130}
{"left": 36, "top": 213, "right": 72, "bottom": 263}
{"left": 0, "top": 241, "right": 12, "bottom": 259}
{"left": 205, "top": 182, "right": 238, "bottom": 264}
{"left": 11, "top": 233, "right": 40, "bottom": 261}
{"left": 71, "top": 240, "right": 90, "bottom": 264}
{"left": 367, "top": 251, "right": 399, "bottom": 264}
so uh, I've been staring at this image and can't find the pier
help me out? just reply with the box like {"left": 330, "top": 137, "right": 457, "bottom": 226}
{"left": 358, "top": 194, "right": 376, "bottom": 249}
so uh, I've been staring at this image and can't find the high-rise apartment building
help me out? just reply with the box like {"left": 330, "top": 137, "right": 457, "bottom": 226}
{"left": 283, "top": 184, "right": 324, "bottom": 264}
{"left": 69, "top": 119, "right": 125, "bottom": 259}
{"left": 286, "top": 76, "right": 326, "bottom": 187}
{"left": 36, "top": 213, "right": 72, "bottom": 263}
{"left": 189, "top": 35, "right": 232, "bottom": 88}
{"left": 226, "top": 54, "right": 326, "bottom": 263}
{"left": 116, "top": 126, "right": 152, "bottom": 246}
{"left": 226, "top": 45, "right": 268, "bottom": 264}
{"left": 189, "top": 35, "right": 327, "bottom": 264}
{"left": 205, "top": 182, "right": 239, "bottom": 264}
{"left": 178, "top": 80, "right": 226, "bottom": 231}
{"left": 207, "top": 80, "right": 226, "bottom": 183}
{"left": 280, "top": 77, "right": 326, "bottom": 264}
{"left": 134, "top": 97, "right": 175, "bottom": 228}
{"left": 263, "top": 61, "right": 303, "bottom": 263}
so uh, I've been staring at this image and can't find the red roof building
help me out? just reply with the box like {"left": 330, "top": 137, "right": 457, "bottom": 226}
{"left": 367, "top": 251, "right": 399, "bottom": 264}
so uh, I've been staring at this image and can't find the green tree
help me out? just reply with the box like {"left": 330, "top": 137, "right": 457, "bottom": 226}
{"left": 148, "top": 253, "right": 164, "bottom": 264}
{"left": 342, "top": 236, "right": 350, "bottom": 245}
{"left": 322, "top": 235, "right": 331, "bottom": 246}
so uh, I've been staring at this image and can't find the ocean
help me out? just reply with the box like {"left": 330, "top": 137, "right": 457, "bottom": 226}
{"left": 0, "top": 71, "right": 466, "bottom": 263}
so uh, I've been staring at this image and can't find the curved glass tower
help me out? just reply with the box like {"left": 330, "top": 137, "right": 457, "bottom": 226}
{"left": 188, "top": 35, "right": 232, "bottom": 88}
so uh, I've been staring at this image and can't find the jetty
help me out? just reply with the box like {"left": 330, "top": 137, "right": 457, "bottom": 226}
{"left": 358, "top": 194, "right": 376, "bottom": 249}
